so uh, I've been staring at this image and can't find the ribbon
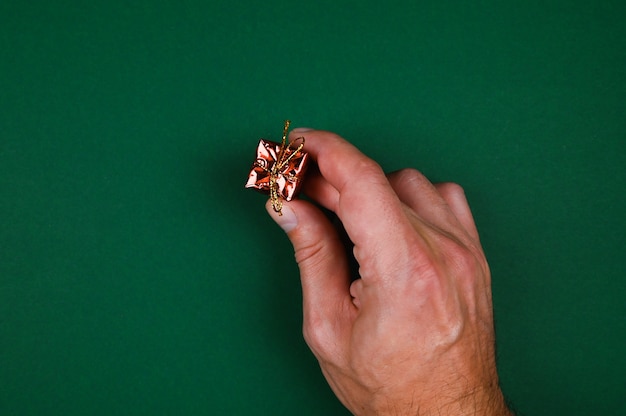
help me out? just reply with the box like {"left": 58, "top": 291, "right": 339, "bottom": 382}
{"left": 269, "top": 120, "right": 305, "bottom": 215}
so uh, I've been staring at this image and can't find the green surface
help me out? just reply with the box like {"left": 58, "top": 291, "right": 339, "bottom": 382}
{"left": 1, "top": 1, "right": 625, "bottom": 415}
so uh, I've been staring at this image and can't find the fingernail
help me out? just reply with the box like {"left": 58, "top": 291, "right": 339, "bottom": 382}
{"left": 291, "top": 127, "right": 314, "bottom": 133}
{"left": 267, "top": 202, "right": 298, "bottom": 233}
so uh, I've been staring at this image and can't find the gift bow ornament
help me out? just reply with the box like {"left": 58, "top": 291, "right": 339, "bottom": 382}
{"left": 245, "top": 121, "right": 309, "bottom": 215}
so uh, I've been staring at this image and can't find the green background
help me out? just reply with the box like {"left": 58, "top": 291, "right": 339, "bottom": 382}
{"left": 1, "top": 1, "right": 624, "bottom": 415}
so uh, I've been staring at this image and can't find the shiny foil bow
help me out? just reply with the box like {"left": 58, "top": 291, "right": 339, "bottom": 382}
{"left": 245, "top": 120, "right": 309, "bottom": 215}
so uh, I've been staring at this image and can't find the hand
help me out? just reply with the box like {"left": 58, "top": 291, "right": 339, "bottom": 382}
{"left": 266, "top": 128, "right": 512, "bottom": 415}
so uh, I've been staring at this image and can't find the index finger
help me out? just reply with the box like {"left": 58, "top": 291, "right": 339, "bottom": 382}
{"left": 290, "top": 128, "right": 428, "bottom": 284}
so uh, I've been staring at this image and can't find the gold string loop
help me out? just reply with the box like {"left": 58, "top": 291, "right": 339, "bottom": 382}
{"left": 269, "top": 120, "right": 305, "bottom": 215}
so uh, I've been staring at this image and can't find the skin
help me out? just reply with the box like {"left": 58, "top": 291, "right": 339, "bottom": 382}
{"left": 265, "top": 128, "right": 513, "bottom": 416}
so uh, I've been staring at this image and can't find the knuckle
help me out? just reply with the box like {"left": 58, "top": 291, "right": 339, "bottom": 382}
{"left": 442, "top": 238, "right": 489, "bottom": 286}
{"left": 340, "top": 159, "right": 388, "bottom": 196}
{"left": 446, "top": 239, "right": 479, "bottom": 274}
{"left": 420, "top": 233, "right": 482, "bottom": 280}
{"left": 355, "top": 158, "right": 385, "bottom": 179}
{"left": 397, "top": 167, "right": 424, "bottom": 179}
{"left": 438, "top": 311, "right": 466, "bottom": 346}
{"left": 436, "top": 182, "right": 465, "bottom": 199}
{"left": 293, "top": 239, "right": 325, "bottom": 266}
{"left": 293, "top": 235, "right": 341, "bottom": 273}
{"left": 302, "top": 314, "right": 333, "bottom": 357}
{"left": 393, "top": 168, "right": 426, "bottom": 186}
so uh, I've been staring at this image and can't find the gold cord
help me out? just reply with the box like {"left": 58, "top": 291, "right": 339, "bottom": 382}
{"left": 270, "top": 120, "right": 305, "bottom": 215}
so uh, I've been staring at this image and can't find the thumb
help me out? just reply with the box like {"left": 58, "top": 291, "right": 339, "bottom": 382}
{"left": 266, "top": 199, "right": 352, "bottom": 346}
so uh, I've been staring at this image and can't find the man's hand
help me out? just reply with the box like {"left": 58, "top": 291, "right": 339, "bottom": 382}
{"left": 266, "top": 128, "right": 512, "bottom": 415}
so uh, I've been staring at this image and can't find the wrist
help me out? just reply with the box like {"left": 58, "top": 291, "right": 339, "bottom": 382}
{"left": 427, "top": 383, "right": 512, "bottom": 416}
{"left": 368, "top": 383, "right": 512, "bottom": 416}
